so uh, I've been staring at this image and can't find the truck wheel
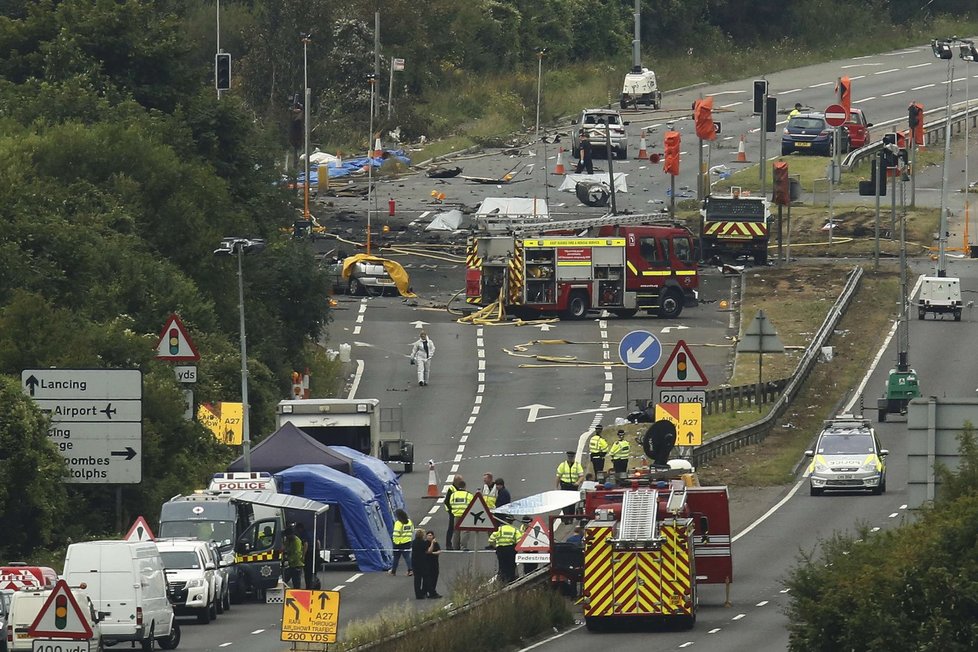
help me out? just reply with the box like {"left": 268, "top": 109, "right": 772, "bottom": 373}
{"left": 754, "top": 250, "right": 768, "bottom": 265}
{"left": 584, "top": 616, "right": 607, "bottom": 632}
{"left": 617, "top": 146, "right": 627, "bottom": 160}
{"left": 610, "top": 309, "right": 638, "bottom": 318}
{"left": 878, "top": 408, "right": 887, "bottom": 423}
{"left": 564, "top": 292, "right": 589, "bottom": 320}
{"left": 198, "top": 606, "right": 211, "bottom": 624}
{"left": 658, "top": 290, "right": 683, "bottom": 319}
{"left": 620, "top": 99, "right": 627, "bottom": 110}
{"left": 918, "top": 308, "right": 925, "bottom": 320}
{"left": 955, "top": 309, "right": 962, "bottom": 321}
{"left": 159, "top": 623, "right": 180, "bottom": 650}
{"left": 404, "top": 463, "right": 413, "bottom": 473}
{"left": 141, "top": 624, "right": 155, "bottom": 652}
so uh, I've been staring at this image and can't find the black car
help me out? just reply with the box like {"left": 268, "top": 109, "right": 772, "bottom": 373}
{"left": 781, "top": 113, "right": 850, "bottom": 156}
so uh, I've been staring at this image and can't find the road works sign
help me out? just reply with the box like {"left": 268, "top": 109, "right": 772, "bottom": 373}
{"left": 655, "top": 402, "right": 703, "bottom": 446}
{"left": 656, "top": 340, "right": 708, "bottom": 387}
{"left": 27, "top": 580, "right": 94, "bottom": 640}
{"left": 124, "top": 516, "right": 156, "bottom": 542}
{"left": 280, "top": 589, "right": 340, "bottom": 644}
{"left": 455, "top": 492, "right": 496, "bottom": 532}
{"left": 154, "top": 313, "right": 200, "bottom": 361}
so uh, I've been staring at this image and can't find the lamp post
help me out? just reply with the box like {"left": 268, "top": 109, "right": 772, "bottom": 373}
{"left": 215, "top": 0, "right": 221, "bottom": 100}
{"left": 534, "top": 48, "right": 549, "bottom": 209}
{"left": 213, "top": 237, "right": 267, "bottom": 472}
{"left": 932, "top": 37, "right": 961, "bottom": 276}
{"left": 301, "top": 33, "right": 312, "bottom": 220}
{"left": 961, "top": 42, "right": 977, "bottom": 253}
{"left": 366, "top": 73, "right": 377, "bottom": 254}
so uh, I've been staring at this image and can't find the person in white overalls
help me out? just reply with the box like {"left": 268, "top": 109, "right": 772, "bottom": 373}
{"left": 410, "top": 330, "right": 435, "bottom": 386}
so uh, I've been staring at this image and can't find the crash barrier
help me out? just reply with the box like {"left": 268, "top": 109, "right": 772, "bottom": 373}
{"left": 703, "top": 379, "right": 789, "bottom": 415}
{"left": 690, "top": 266, "right": 863, "bottom": 468}
{"left": 344, "top": 567, "right": 551, "bottom": 651}
{"left": 842, "top": 103, "right": 978, "bottom": 171}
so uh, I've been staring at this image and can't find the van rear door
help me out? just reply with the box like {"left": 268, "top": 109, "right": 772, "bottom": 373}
{"left": 94, "top": 546, "right": 138, "bottom": 628}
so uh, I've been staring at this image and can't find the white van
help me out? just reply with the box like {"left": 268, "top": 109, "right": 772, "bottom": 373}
{"left": 5, "top": 585, "right": 101, "bottom": 652}
{"left": 62, "top": 541, "right": 179, "bottom": 650}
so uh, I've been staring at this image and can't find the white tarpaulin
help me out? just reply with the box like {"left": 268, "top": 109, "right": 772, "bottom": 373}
{"left": 492, "top": 490, "right": 581, "bottom": 516}
{"left": 425, "top": 209, "right": 464, "bottom": 231}
{"left": 301, "top": 149, "right": 340, "bottom": 165}
{"left": 475, "top": 197, "right": 550, "bottom": 218}
{"left": 558, "top": 172, "right": 629, "bottom": 193}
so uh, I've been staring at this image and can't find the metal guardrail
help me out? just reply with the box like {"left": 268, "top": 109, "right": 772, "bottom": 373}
{"left": 690, "top": 266, "right": 864, "bottom": 467}
{"left": 842, "top": 103, "right": 978, "bottom": 170}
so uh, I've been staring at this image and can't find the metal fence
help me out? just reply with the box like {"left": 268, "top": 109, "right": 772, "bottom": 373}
{"left": 704, "top": 379, "right": 789, "bottom": 415}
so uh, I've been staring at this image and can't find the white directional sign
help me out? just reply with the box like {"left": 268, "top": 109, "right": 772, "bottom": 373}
{"left": 22, "top": 369, "right": 142, "bottom": 484}
{"left": 618, "top": 330, "right": 662, "bottom": 371}
{"left": 659, "top": 389, "right": 706, "bottom": 405}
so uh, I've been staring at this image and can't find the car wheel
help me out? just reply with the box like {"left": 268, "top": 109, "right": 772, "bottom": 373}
{"left": 140, "top": 623, "right": 155, "bottom": 652}
{"left": 881, "top": 475, "right": 887, "bottom": 494}
{"left": 223, "top": 588, "right": 231, "bottom": 612}
{"left": 198, "top": 605, "right": 211, "bottom": 624}
{"left": 871, "top": 484, "right": 883, "bottom": 496}
{"left": 348, "top": 277, "right": 363, "bottom": 296}
{"left": 658, "top": 289, "right": 683, "bottom": 319}
{"left": 781, "top": 145, "right": 792, "bottom": 156}
{"left": 810, "top": 486, "right": 823, "bottom": 497}
{"left": 211, "top": 596, "right": 219, "bottom": 618}
{"left": 617, "top": 146, "right": 627, "bottom": 160}
{"left": 159, "top": 623, "right": 180, "bottom": 651}
{"left": 620, "top": 99, "right": 627, "bottom": 110}
{"left": 404, "top": 463, "right": 413, "bottom": 473}
{"left": 878, "top": 408, "right": 887, "bottom": 422}
{"left": 563, "top": 291, "right": 589, "bottom": 320}
{"left": 955, "top": 309, "right": 962, "bottom": 321}
{"left": 918, "top": 308, "right": 925, "bottom": 320}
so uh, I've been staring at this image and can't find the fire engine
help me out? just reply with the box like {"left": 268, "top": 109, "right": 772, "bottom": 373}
{"left": 464, "top": 213, "right": 699, "bottom": 319}
{"left": 700, "top": 189, "right": 771, "bottom": 265}
{"left": 550, "top": 462, "right": 733, "bottom": 631}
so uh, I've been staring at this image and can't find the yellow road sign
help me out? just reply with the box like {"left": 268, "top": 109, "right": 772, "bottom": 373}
{"left": 196, "top": 402, "right": 243, "bottom": 445}
{"left": 280, "top": 588, "right": 340, "bottom": 644}
{"left": 655, "top": 403, "right": 703, "bottom": 446}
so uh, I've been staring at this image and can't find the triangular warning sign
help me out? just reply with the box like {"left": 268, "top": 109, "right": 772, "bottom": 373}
{"left": 656, "top": 339, "right": 709, "bottom": 387}
{"left": 125, "top": 515, "right": 156, "bottom": 542}
{"left": 515, "top": 516, "right": 551, "bottom": 553}
{"left": 27, "top": 579, "right": 94, "bottom": 640}
{"left": 154, "top": 313, "right": 200, "bottom": 361}
{"left": 454, "top": 492, "right": 496, "bottom": 532}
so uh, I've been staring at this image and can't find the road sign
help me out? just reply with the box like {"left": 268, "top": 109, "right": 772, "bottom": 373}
{"left": 22, "top": 370, "right": 142, "bottom": 400}
{"left": 618, "top": 330, "right": 662, "bottom": 371}
{"left": 181, "top": 389, "right": 194, "bottom": 421}
{"left": 656, "top": 340, "right": 709, "bottom": 387}
{"left": 824, "top": 103, "right": 847, "bottom": 127}
{"left": 515, "top": 516, "right": 551, "bottom": 553}
{"left": 197, "top": 402, "right": 242, "bottom": 445}
{"left": 737, "top": 310, "right": 785, "bottom": 353}
{"left": 455, "top": 492, "right": 496, "bottom": 532}
{"left": 659, "top": 389, "right": 706, "bottom": 405}
{"left": 27, "top": 580, "right": 94, "bottom": 640}
{"left": 154, "top": 313, "right": 200, "bottom": 361}
{"left": 32, "top": 640, "right": 89, "bottom": 652}
{"left": 280, "top": 589, "right": 340, "bottom": 644}
{"left": 655, "top": 403, "right": 703, "bottom": 446}
{"left": 713, "top": 121, "right": 721, "bottom": 135}
{"left": 23, "top": 369, "right": 142, "bottom": 485}
{"left": 124, "top": 516, "right": 156, "bottom": 542}
{"left": 173, "top": 366, "right": 197, "bottom": 383}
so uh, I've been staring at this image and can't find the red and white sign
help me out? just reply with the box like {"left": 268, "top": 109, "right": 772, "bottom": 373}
{"left": 556, "top": 247, "right": 591, "bottom": 262}
{"left": 824, "top": 103, "right": 848, "bottom": 127}
{"left": 515, "top": 516, "right": 552, "bottom": 553}
{"left": 154, "top": 313, "right": 200, "bottom": 361}
{"left": 454, "top": 492, "right": 497, "bottom": 532}
{"left": 124, "top": 515, "right": 156, "bottom": 542}
{"left": 27, "top": 579, "right": 94, "bottom": 640}
{"left": 656, "top": 339, "right": 709, "bottom": 387}
{"left": 0, "top": 566, "right": 57, "bottom": 591}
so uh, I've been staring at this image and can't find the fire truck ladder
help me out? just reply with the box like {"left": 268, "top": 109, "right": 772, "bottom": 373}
{"left": 619, "top": 489, "right": 658, "bottom": 540}
{"left": 480, "top": 212, "right": 681, "bottom": 235}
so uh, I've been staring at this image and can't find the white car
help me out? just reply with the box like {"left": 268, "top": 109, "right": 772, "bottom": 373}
{"left": 156, "top": 540, "right": 219, "bottom": 624}
{"left": 571, "top": 108, "right": 630, "bottom": 160}
{"left": 805, "top": 415, "right": 888, "bottom": 496}
{"left": 204, "top": 542, "right": 230, "bottom": 614}
{"left": 5, "top": 586, "right": 102, "bottom": 652}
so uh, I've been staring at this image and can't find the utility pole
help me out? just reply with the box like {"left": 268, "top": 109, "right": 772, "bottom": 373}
{"left": 374, "top": 8, "right": 381, "bottom": 118}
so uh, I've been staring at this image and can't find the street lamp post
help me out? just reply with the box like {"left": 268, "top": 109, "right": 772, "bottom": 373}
{"left": 366, "top": 74, "right": 377, "bottom": 254}
{"left": 301, "top": 33, "right": 312, "bottom": 220}
{"left": 534, "top": 49, "right": 548, "bottom": 209}
{"left": 932, "top": 37, "right": 965, "bottom": 276}
{"left": 961, "top": 42, "right": 977, "bottom": 253}
{"left": 213, "top": 237, "right": 267, "bottom": 472}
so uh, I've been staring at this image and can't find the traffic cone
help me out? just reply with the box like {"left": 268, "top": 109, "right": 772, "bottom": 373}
{"left": 736, "top": 135, "right": 747, "bottom": 162}
{"left": 425, "top": 461, "right": 440, "bottom": 498}
{"left": 553, "top": 147, "right": 566, "bottom": 175}
{"left": 636, "top": 130, "right": 648, "bottom": 159}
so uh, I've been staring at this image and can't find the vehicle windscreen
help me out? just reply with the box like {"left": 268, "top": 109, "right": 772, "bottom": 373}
{"left": 788, "top": 118, "right": 825, "bottom": 130}
{"left": 160, "top": 551, "right": 202, "bottom": 570}
{"left": 818, "top": 433, "right": 875, "bottom": 455}
{"left": 159, "top": 519, "right": 235, "bottom": 546}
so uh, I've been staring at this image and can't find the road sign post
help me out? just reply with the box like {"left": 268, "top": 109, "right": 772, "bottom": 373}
{"left": 280, "top": 589, "right": 340, "bottom": 644}
{"left": 22, "top": 369, "right": 142, "bottom": 484}
{"left": 736, "top": 311, "right": 785, "bottom": 411}
{"left": 619, "top": 330, "right": 661, "bottom": 411}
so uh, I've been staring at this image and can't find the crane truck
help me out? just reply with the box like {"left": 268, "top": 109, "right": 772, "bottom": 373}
{"left": 464, "top": 212, "right": 699, "bottom": 319}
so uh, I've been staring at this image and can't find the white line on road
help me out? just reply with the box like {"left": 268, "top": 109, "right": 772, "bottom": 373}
{"left": 331, "top": 585, "right": 344, "bottom": 591}
{"left": 778, "top": 88, "right": 802, "bottom": 95}
{"left": 874, "top": 68, "right": 900, "bottom": 75}
{"left": 347, "top": 360, "right": 365, "bottom": 399}
{"left": 856, "top": 96, "right": 877, "bottom": 102}
{"left": 732, "top": 613, "right": 746, "bottom": 621}
{"left": 719, "top": 101, "right": 743, "bottom": 108}
{"left": 517, "top": 624, "right": 583, "bottom": 650}
{"left": 219, "top": 643, "right": 233, "bottom": 647}
{"left": 809, "top": 81, "right": 834, "bottom": 88}
{"left": 850, "top": 75, "right": 866, "bottom": 80}
{"left": 907, "top": 62, "right": 933, "bottom": 69}
{"left": 882, "top": 90, "right": 906, "bottom": 97}
{"left": 757, "top": 600, "right": 769, "bottom": 607}
{"left": 911, "top": 83, "right": 935, "bottom": 90}
{"left": 250, "top": 630, "right": 265, "bottom": 635}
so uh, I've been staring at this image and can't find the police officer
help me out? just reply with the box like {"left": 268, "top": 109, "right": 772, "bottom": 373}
{"left": 555, "top": 451, "right": 584, "bottom": 516}
{"left": 609, "top": 429, "right": 631, "bottom": 474}
{"left": 448, "top": 480, "right": 473, "bottom": 551}
{"left": 488, "top": 515, "right": 521, "bottom": 582}
{"left": 788, "top": 102, "right": 803, "bottom": 118}
{"left": 588, "top": 425, "right": 609, "bottom": 479}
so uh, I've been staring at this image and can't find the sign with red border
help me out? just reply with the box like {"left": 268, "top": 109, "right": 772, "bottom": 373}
{"left": 154, "top": 313, "right": 200, "bottom": 361}
{"left": 27, "top": 579, "right": 94, "bottom": 640}
{"left": 656, "top": 339, "right": 708, "bottom": 387}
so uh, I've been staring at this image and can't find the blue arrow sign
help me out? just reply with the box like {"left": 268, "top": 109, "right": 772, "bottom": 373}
{"left": 618, "top": 330, "right": 661, "bottom": 371}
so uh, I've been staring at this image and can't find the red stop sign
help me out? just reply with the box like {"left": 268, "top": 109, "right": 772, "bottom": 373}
{"left": 824, "top": 103, "right": 847, "bottom": 127}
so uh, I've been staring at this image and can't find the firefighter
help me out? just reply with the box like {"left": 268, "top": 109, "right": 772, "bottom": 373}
{"left": 448, "top": 479, "right": 473, "bottom": 551}
{"left": 588, "top": 425, "right": 609, "bottom": 479}
{"left": 488, "top": 515, "right": 521, "bottom": 582}
{"left": 609, "top": 430, "right": 631, "bottom": 475}
{"left": 556, "top": 451, "right": 584, "bottom": 517}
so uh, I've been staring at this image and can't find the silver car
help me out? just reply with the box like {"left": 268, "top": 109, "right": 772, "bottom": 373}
{"left": 571, "top": 108, "right": 629, "bottom": 160}
{"left": 805, "top": 416, "right": 888, "bottom": 496}
{"left": 326, "top": 259, "right": 397, "bottom": 296}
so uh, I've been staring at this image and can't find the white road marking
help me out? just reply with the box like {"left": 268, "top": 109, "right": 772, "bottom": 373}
{"left": 874, "top": 68, "right": 900, "bottom": 75}
{"left": 719, "top": 101, "right": 743, "bottom": 108}
{"left": 708, "top": 628, "right": 722, "bottom": 634}
{"left": 346, "top": 573, "right": 363, "bottom": 582}
{"left": 347, "top": 360, "right": 365, "bottom": 399}
{"left": 850, "top": 75, "right": 866, "bottom": 80}
{"left": 889, "top": 512, "right": 900, "bottom": 518}
{"left": 250, "top": 629, "right": 264, "bottom": 635}
{"left": 460, "top": 435, "right": 468, "bottom": 443}
{"left": 757, "top": 600, "right": 769, "bottom": 607}
{"left": 475, "top": 395, "right": 483, "bottom": 404}
{"left": 517, "top": 624, "right": 583, "bottom": 650}
{"left": 219, "top": 642, "right": 233, "bottom": 647}
{"left": 809, "top": 81, "right": 833, "bottom": 88}
{"left": 463, "top": 426, "right": 472, "bottom": 434}
{"left": 778, "top": 88, "right": 802, "bottom": 95}
{"left": 478, "top": 384, "right": 485, "bottom": 393}
{"left": 882, "top": 90, "right": 906, "bottom": 97}
{"left": 331, "top": 585, "right": 344, "bottom": 591}
{"left": 912, "top": 83, "right": 935, "bottom": 90}
{"left": 732, "top": 613, "right": 746, "bottom": 621}
{"left": 907, "top": 62, "right": 933, "bottom": 69}
{"left": 856, "top": 96, "right": 877, "bottom": 102}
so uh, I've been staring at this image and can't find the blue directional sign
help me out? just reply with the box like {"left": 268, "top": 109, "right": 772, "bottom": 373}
{"left": 618, "top": 330, "right": 662, "bottom": 371}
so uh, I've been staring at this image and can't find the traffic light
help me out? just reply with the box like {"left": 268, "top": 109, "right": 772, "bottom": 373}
{"left": 215, "top": 53, "right": 231, "bottom": 90}
{"left": 773, "top": 161, "right": 790, "bottom": 206}
{"left": 693, "top": 97, "right": 716, "bottom": 141}
{"left": 663, "top": 131, "right": 681, "bottom": 176}
{"left": 752, "top": 80, "right": 768, "bottom": 115}
{"left": 882, "top": 132, "right": 899, "bottom": 168}
{"left": 837, "top": 76, "right": 851, "bottom": 117}
{"left": 168, "top": 328, "right": 179, "bottom": 355}
{"left": 765, "top": 96, "right": 777, "bottom": 132}
{"left": 909, "top": 102, "right": 924, "bottom": 145}
{"left": 54, "top": 594, "right": 68, "bottom": 630}
{"left": 676, "top": 352, "right": 688, "bottom": 381}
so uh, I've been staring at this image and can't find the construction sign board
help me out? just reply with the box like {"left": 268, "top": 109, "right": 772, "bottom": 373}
{"left": 197, "top": 402, "right": 243, "bottom": 445}
{"left": 655, "top": 403, "right": 703, "bottom": 446}
{"left": 124, "top": 516, "right": 155, "bottom": 542}
{"left": 515, "top": 516, "right": 552, "bottom": 553}
{"left": 27, "top": 580, "right": 94, "bottom": 640}
{"left": 455, "top": 492, "right": 496, "bottom": 532}
{"left": 280, "top": 589, "right": 340, "bottom": 644}
{"left": 154, "top": 313, "right": 200, "bottom": 361}
{"left": 656, "top": 340, "right": 708, "bottom": 387}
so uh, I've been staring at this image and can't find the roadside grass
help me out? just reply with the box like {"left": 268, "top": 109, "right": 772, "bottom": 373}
{"left": 335, "top": 570, "right": 573, "bottom": 651}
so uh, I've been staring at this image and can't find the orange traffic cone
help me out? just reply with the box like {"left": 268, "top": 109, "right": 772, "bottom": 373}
{"left": 637, "top": 130, "right": 648, "bottom": 159}
{"left": 425, "top": 461, "right": 440, "bottom": 498}
{"left": 553, "top": 147, "right": 566, "bottom": 175}
{"left": 372, "top": 135, "right": 382, "bottom": 158}
{"left": 736, "top": 135, "right": 747, "bottom": 162}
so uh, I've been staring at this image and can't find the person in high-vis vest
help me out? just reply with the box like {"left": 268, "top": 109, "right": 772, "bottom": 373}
{"left": 448, "top": 480, "right": 474, "bottom": 551}
{"left": 389, "top": 509, "right": 414, "bottom": 576}
{"left": 609, "top": 429, "right": 631, "bottom": 474}
{"left": 555, "top": 451, "right": 585, "bottom": 516}
{"left": 443, "top": 475, "right": 465, "bottom": 549}
{"left": 588, "top": 424, "right": 609, "bottom": 478}
{"left": 488, "top": 516, "right": 522, "bottom": 582}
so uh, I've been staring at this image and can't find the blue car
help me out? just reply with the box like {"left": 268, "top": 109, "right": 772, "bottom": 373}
{"left": 781, "top": 113, "right": 850, "bottom": 156}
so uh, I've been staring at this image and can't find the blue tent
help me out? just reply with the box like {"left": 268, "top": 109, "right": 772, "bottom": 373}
{"left": 328, "top": 446, "right": 407, "bottom": 532}
{"left": 276, "top": 464, "right": 393, "bottom": 572}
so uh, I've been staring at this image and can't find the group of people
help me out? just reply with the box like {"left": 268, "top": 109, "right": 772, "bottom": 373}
{"left": 586, "top": 424, "right": 632, "bottom": 478}
{"left": 442, "top": 473, "right": 511, "bottom": 550}
{"left": 390, "top": 509, "right": 443, "bottom": 599}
